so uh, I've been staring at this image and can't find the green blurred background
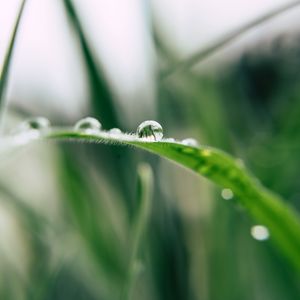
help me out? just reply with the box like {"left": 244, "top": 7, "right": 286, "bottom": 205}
{"left": 0, "top": 0, "right": 300, "bottom": 299}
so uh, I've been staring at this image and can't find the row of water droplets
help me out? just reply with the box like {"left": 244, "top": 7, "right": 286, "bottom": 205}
{"left": 221, "top": 187, "right": 270, "bottom": 241}
{"left": 14, "top": 117, "right": 268, "bottom": 241}
{"left": 15, "top": 117, "right": 199, "bottom": 146}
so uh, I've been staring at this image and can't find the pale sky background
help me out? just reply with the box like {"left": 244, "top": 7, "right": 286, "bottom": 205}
{"left": 0, "top": 0, "right": 299, "bottom": 127}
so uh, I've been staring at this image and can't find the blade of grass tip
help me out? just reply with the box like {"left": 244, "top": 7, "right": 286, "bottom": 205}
{"left": 162, "top": 0, "right": 300, "bottom": 79}
{"left": 0, "top": 0, "right": 27, "bottom": 131}
{"left": 122, "top": 163, "right": 153, "bottom": 300}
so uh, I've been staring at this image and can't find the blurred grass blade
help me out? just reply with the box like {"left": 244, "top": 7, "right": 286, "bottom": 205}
{"left": 0, "top": 0, "right": 27, "bottom": 129}
{"left": 123, "top": 163, "right": 153, "bottom": 299}
{"left": 58, "top": 148, "right": 126, "bottom": 284}
{"left": 62, "top": 0, "right": 118, "bottom": 128}
{"left": 162, "top": 0, "right": 300, "bottom": 78}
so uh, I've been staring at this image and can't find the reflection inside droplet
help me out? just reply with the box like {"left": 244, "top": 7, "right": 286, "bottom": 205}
{"left": 251, "top": 225, "right": 270, "bottom": 241}
{"left": 137, "top": 120, "right": 163, "bottom": 141}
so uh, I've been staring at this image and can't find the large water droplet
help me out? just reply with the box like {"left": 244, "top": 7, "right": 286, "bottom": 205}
{"left": 251, "top": 225, "right": 269, "bottom": 241}
{"left": 19, "top": 117, "right": 51, "bottom": 131}
{"left": 182, "top": 138, "right": 199, "bottom": 147}
{"left": 221, "top": 188, "right": 234, "bottom": 200}
{"left": 109, "top": 128, "right": 122, "bottom": 134}
{"left": 137, "top": 120, "right": 163, "bottom": 141}
{"left": 74, "top": 117, "right": 101, "bottom": 133}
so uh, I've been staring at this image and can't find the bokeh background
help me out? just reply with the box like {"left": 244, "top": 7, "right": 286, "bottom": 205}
{"left": 1, "top": 0, "right": 300, "bottom": 299}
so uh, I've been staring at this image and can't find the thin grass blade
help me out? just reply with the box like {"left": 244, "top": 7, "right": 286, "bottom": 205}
{"left": 162, "top": 0, "right": 300, "bottom": 79}
{"left": 0, "top": 0, "right": 27, "bottom": 129}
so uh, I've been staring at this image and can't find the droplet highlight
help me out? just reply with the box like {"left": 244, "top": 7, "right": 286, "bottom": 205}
{"left": 74, "top": 117, "right": 101, "bottom": 133}
{"left": 137, "top": 120, "right": 163, "bottom": 141}
{"left": 221, "top": 188, "right": 234, "bottom": 200}
{"left": 182, "top": 138, "right": 199, "bottom": 147}
{"left": 251, "top": 225, "right": 269, "bottom": 241}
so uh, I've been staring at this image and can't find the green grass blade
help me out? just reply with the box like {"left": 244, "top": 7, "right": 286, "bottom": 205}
{"left": 162, "top": 0, "right": 300, "bottom": 79}
{"left": 2, "top": 127, "right": 300, "bottom": 274}
{"left": 0, "top": 0, "right": 27, "bottom": 128}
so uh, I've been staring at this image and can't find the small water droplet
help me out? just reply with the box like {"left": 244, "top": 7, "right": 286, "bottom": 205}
{"left": 165, "top": 138, "right": 175, "bottom": 142}
{"left": 19, "top": 117, "right": 50, "bottom": 131}
{"left": 221, "top": 188, "right": 234, "bottom": 200}
{"left": 182, "top": 138, "right": 199, "bottom": 146}
{"left": 109, "top": 128, "right": 122, "bottom": 134}
{"left": 251, "top": 225, "right": 269, "bottom": 241}
{"left": 74, "top": 117, "right": 101, "bottom": 133}
{"left": 137, "top": 120, "right": 163, "bottom": 141}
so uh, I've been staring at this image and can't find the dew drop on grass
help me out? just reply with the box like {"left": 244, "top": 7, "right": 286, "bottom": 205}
{"left": 74, "top": 117, "right": 101, "bottom": 133}
{"left": 221, "top": 188, "right": 234, "bottom": 200}
{"left": 137, "top": 120, "right": 163, "bottom": 141}
{"left": 251, "top": 225, "right": 270, "bottom": 241}
{"left": 20, "top": 117, "right": 51, "bottom": 131}
{"left": 109, "top": 128, "right": 122, "bottom": 134}
{"left": 165, "top": 138, "right": 175, "bottom": 142}
{"left": 13, "top": 117, "right": 50, "bottom": 144}
{"left": 182, "top": 138, "right": 199, "bottom": 146}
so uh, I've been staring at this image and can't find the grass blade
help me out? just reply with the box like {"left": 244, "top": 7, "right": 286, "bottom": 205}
{"left": 162, "top": 0, "right": 300, "bottom": 79}
{"left": 62, "top": 0, "right": 118, "bottom": 128}
{"left": 2, "top": 127, "right": 300, "bottom": 274}
{"left": 0, "top": 0, "right": 27, "bottom": 128}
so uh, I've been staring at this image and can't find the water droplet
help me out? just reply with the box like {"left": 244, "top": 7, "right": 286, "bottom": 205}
{"left": 251, "top": 225, "right": 269, "bottom": 241}
{"left": 165, "top": 138, "right": 175, "bottom": 142}
{"left": 221, "top": 188, "right": 234, "bottom": 200}
{"left": 137, "top": 120, "right": 163, "bottom": 141}
{"left": 19, "top": 117, "right": 50, "bottom": 131}
{"left": 74, "top": 117, "right": 101, "bottom": 133}
{"left": 109, "top": 128, "right": 122, "bottom": 134}
{"left": 182, "top": 138, "right": 199, "bottom": 146}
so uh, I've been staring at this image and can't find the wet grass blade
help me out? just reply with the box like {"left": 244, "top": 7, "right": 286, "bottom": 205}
{"left": 2, "top": 127, "right": 300, "bottom": 274}
{"left": 0, "top": 0, "right": 27, "bottom": 127}
{"left": 162, "top": 0, "right": 300, "bottom": 79}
